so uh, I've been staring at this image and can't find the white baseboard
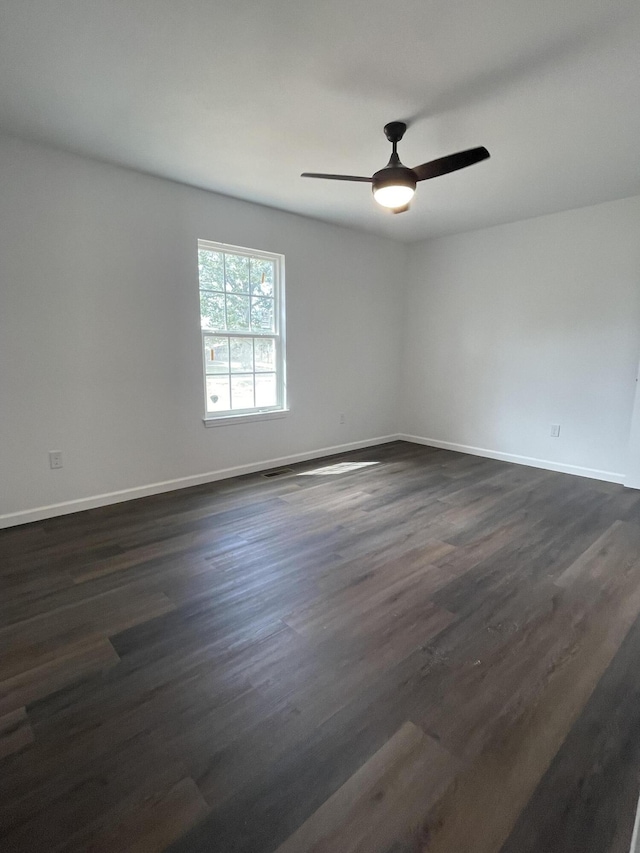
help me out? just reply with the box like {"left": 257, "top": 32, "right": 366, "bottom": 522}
{"left": 0, "top": 434, "right": 401, "bottom": 529}
{"left": 399, "top": 434, "right": 625, "bottom": 485}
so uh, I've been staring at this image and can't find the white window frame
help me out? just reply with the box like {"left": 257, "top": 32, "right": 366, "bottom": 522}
{"left": 198, "top": 239, "right": 287, "bottom": 425}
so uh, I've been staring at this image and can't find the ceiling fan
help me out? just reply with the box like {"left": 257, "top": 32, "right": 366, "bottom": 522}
{"left": 301, "top": 122, "right": 489, "bottom": 214}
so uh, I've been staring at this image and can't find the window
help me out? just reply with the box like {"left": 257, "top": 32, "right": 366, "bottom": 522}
{"left": 198, "top": 240, "right": 286, "bottom": 421}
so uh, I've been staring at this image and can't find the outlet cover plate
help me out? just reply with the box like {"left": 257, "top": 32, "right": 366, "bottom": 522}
{"left": 49, "top": 451, "right": 63, "bottom": 469}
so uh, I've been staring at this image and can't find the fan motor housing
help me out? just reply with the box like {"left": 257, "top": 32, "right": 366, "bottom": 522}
{"left": 371, "top": 165, "right": 417, "bottom": 195}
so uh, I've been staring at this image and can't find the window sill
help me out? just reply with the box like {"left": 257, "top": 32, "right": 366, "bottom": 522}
{"left": 203, "top": 410, "right": 289, "bottom": 428}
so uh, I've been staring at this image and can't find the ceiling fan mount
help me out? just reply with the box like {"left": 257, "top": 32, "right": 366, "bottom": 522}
{"left": 301, "top": 122, "right": 489, "bottom": 214}
{"left": 383, "top": 121, "right": 407, "bottom": 144}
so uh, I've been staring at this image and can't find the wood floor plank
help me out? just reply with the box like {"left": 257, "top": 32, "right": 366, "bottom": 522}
{"left": 274, "top": 722, "right": 459, "bottom": 853}
{"left": 0, "top": 637, "right": 120, "bottom": 715}
{"left": 555, "top": 518, "right": 638, "bottom": 588}
{"left": 314, "top": 539, "right": 455, "bottom": 595}
{"left": 0, "top": 707, "right": 34, "bottom": 759}
{"left": 0, "top": 588, "right": 173, "bottom": 684}
{"left": 74, "top": 777, "right": 209, "bottom": 853}
{"left": 0, "top": 584, "right": 175, "bottom": 643}
{"left": 0, "top": 739, "right": 190, "bottom": 852}
{"left": 72, "top": 529, "right": 249, "bottom": 584}
{"left": 285, "top": 546, "right": 456, "bottom": 644}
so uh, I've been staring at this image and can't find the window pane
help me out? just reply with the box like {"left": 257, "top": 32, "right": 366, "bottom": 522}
{"left": 255, "top": 373, "right": 277, "bottom": 407}
{"left": 251, "top": 297, "right": 274, "bottom": 331}
{"left": 254, "top": 338, "right": 275, "bottom": 372}
{"left": 231, "top": 375, "right": 254, "bottom": 410}
{"left": 250, "top": 258, "right": 274, "bottom": 296}
{"left": 229, "top": 337, "right": 253, "bottom": 373}
{"left": 225, "top": 254, "right": 249, "bottom": 293}
{"left": 198, "top": 250, "right": 224, "bottom": 290}
{"left": 204, "top": 336, "right": 229, "bottom": 374}
{"left": 206, "top": 375, "right": 230, "bottom": 412}
{"left": 200, "top": 292, "right": 226, "bottom": 330}
{"left": 226, "top": 294, "right": 250, "bottom": 330}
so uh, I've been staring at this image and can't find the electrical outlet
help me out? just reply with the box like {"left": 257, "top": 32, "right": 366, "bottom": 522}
{"left": 550, "top": 424, "right": 561, "bottom": 438}
{"left": 49, "top": 451, "right": 63, "bottom": 469}
{"left": 339, "top": 413, "right": 346, "bottom": 424}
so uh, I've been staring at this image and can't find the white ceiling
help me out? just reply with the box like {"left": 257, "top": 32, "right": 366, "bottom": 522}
{"left": 0, "top": 0, "right": 639, "bottom": 242}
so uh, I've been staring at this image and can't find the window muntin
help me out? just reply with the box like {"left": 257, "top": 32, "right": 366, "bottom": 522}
{"left": 198, "top": 241, "right": 285, "bottom": 418}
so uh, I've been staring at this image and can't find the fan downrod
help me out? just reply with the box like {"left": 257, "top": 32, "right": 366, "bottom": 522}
{"left": 384, "top": 122, "right": 407, "bottom": 144}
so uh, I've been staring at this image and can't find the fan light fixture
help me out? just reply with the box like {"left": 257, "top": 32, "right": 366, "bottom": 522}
{"left": 301, "top": 121, "right": 490, "bottom": 216}
{"left": 372, "top": 174, "right": 416, "bottom": 209}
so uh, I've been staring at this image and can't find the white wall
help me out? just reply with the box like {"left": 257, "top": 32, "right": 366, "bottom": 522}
{"left": 0, "top": 134, "right": 405, "bottom": 524}
{"left": 3, "top": 133, "right": 640, "bottom": 527}
{"left": 625, "top": 354, "right": 640, "bottom": 489}
{"left": 401, "top": 196, "right": 640, "bottom": 481}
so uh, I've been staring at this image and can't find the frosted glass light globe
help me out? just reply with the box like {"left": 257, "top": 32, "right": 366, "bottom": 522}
{"left": 373, "top": 184, "right": 415, "bottom": 209}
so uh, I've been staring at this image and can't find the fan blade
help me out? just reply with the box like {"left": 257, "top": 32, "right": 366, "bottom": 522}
{"left": 301, "top": 172, "right": 372, "bottom": 182}
{"left": 391, "top": 204, "right": 410, "bottom": 214}
{"left": 412, "top": 147, "right": 490, "bottom": 182}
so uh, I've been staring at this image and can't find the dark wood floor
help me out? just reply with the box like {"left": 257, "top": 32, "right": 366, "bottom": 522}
{"left": 2, "top": 441, "right": 640, "bottom": 853}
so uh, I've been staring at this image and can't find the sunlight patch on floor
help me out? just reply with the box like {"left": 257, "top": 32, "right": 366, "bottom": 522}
{"left": 296, "top": 461, "right": 380, "bottom": 476}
